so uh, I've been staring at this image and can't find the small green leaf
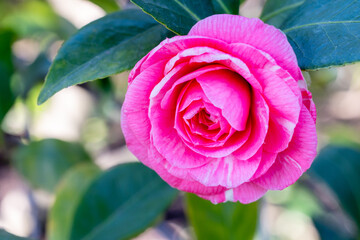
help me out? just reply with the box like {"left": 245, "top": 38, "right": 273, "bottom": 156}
{"left": 37, "top": 9, "right": 172, "bottom": 105}
{"left": 88, "top": 0, "right": 120, "bottom": 13}
{"left": 13, "top": 139, "right": 92, "bottom": 192}
{"left": 185, "top": 193, "right": 258, "bottom": 240}
{"left": 0, "top": 29, "right": 15, "bottom": 123}
{"left": 131, "top": 0, "right": 214, "bottom": 35}
{"left": 48, "top": 164, "right": 102, "bottom": 240}
{"left": 0, "top": 229, "right": 34, "bottom": 240}
{"left": 309, "top": 145, "right": 360, "bottom": 228}
{"left": 69, "top": 162, "right": 178, "bottom": 240}
{"left": 263, "top": 0, "right": 360, "bottom": 70}
{"left": 211, "top": 0, "right": 244, "bottom": 15}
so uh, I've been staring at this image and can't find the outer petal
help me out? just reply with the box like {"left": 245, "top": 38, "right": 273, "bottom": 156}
{"left": 148, "top": 145, "right": 227, "bottom": 195}
{"left": 233, "top": 182, "right": 267, "bottom": 204}
{"left": 121, "top": 60, "right": 167, "bottom": 164}
{"left": 129, "top": 36, "right": 230, "bottom": 81}
{"left": 253, "top": 68, "right": 301, "bottom": 153}
{"left": 302, "top": 90, "right": 317, "bottom": 123}
{"left": 250, "top": 151, "right": 278, "bottom": 180}
{"left": 188, "top": 14, "right": 303, "bottom": 81}
{"left": 188, "top": 148, "right": 262, "bottom": 188}
{"left": 253, "top": 105, "right": 317, "bottom": 190}
{"left": 199, "top": 182, "right": 267, "bottom": 204}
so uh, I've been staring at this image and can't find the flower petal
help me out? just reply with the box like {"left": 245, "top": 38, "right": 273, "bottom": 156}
{"left": 188, "top": 148, "right": 262, "bottom": 188}
{"left": 196, "top": 69, "right": 251, "bottom": 131}
{"left": 148, "top": 145, "right": 227, "bottom": 195}
{"left": 233, "top": 90, "right": 269, "bottom": 159}
{"left": 253, "top": 105, "right": 317, "bottom": 190}
{"left": 121, "top": 60, "right": 167, "bottom": 164}
{"left": 198, "top": 182, "right": 267, "bottom": 204}
{"left": 188, "top": 14, "right": 302, "bottom": 81}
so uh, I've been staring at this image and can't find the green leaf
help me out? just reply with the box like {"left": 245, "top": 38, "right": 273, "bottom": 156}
{"left": 131, "top": 0, "right": 214, "bottom": 35}
{"left": 211, "top": 0, "right": 244, "bottom": 15}
{"left": 48, "top": 164, "right": 102, "bottom": 240}
{"left": 260, "top": 0, "right": 305, "bottom": 27}
{"left": 69, "top": 162, "right": 178, "bottom": 240}
{"left": 263, "top": 0, "right": 360, "bottom": 70}
{"left": 13, "top": 139, "right": 92, "bottom": 192}
{"left": 37, "top": 9, "right": 172, "bottom": 105}
{"left": 313, "top": 217, "right": 356, "bottom": 240}
{"left": 131, "top": 0, "right": 247, "bottom": 35}
{"left": 185, "top": 193, "right": 258, "bottom": 240}
{"left": 0, "top": 229, "right": 34, "bottom": 240}
{"left": 88, "top": 0, "right": 120, "bottom": 13}
{"left": 0, "top": 29, "right": 15, "bottom": 123}
{"left": 309, "top": 145, "right": 360, "bottom": 228}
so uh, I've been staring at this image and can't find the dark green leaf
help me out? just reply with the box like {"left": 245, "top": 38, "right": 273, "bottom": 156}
{"left": 131, "top": 0, "right": 214, "bottom": 35}
{"left": 263, "top": 0, "right": 360, "bottom": 70}
{"left": 48, "top": 164, "right": 102, "bottom": 240}
{"left": 185, "top": 193, "right": 258, "bottom": 240}
{"left": 0, "top": 229, "right": 34, "bottom": 240}
{"left": 260, "top": 0, "right": 305, "bottom": 27}
{"left": 211, "top": 0, "right": 244, "bottom": 15}
{"left": 88, "top": 0, "right": 120, "bottom": 13}
{"left": 37, "top": 9, "right": 172, "bottom": 105}
{"left": 309, "top": 145, "right": 360, "bottom": 228}
{"left": 13, "top": 139, "right": 92, "bottom": 192}
{"left": 70, "top": 162, "right": 178, "bottom": 240}
{"left": 0, "top": 29, "right": 15, "bottom": 123}
{"left": 313, "top": 217, "right": 356, "bottom": 240}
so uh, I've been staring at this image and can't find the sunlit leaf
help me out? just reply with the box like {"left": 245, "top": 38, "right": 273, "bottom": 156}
{"left": 186, "top": 193, "right": 258, "bottom": 240}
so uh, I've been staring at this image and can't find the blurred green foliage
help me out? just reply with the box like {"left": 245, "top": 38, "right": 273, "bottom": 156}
{"left": 48, "top": 164, "right": 102, "bottom": 240}
{"left": 0, "top": 29, "right": 15, "bottom": 123}
{"left": 13, "top": 139, "right": 92, "bottom": 192}
{"left": 0, "top": 229, "right": 34, "bottom": 240}
{"left": 89, "top": 0, "right": 120, "bottom": 12}
{"left": 309, "top": 145, "right": 360, "bottom": 239}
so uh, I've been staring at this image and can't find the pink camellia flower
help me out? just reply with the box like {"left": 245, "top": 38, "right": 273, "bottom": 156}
{"left": 121, "top": 14, "right": 317, "bottom": 204}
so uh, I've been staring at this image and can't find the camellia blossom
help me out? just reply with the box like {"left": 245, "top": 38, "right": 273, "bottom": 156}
{"left": 121, "top": 14, "right": 317, "bottom": 204}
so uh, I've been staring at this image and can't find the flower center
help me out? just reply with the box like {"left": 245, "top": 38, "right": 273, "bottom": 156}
{"left": 173, "top": 68, "right": 251, "bottom": 150}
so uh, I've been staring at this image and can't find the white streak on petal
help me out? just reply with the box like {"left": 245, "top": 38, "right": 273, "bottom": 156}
{"left": 225, "top": 189, "right": 234, "bottom": 202}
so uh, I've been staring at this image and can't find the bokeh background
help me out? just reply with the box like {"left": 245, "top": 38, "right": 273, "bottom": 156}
{"left": 0, "top": 0, "right": 359, "bottom": 239}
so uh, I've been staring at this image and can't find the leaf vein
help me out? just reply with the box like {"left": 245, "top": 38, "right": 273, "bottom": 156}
{"left": 283, "top": 20, "right": 360, "bottom": 33}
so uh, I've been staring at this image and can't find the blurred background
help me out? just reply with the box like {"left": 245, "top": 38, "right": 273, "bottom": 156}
{"left": 0, "top": 0, "right": 359, "bottom": 239}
